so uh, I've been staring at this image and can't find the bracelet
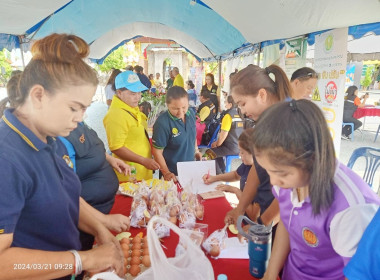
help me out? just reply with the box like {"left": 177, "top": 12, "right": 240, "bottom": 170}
{"left": 69, "top": 250, "right": 82, "bottom": 277}
{"left": 257, "top": 216, "right": 263, "bottom": 225}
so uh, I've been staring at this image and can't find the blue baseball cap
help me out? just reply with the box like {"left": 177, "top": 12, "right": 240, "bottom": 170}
{"left": 115, "top": 71, "right": 148, "bottom": 92}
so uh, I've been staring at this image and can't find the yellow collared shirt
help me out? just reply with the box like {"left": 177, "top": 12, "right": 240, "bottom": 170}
{"left": 173, "top": 74, "right": 184, "bottom": 88}
{"left": 103, "top": 96, "right": 152, "bottom": 181}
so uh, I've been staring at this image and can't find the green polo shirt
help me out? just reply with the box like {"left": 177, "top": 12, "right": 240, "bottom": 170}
{"left": 152, "top": 109, "right": 196, "bottom": 175}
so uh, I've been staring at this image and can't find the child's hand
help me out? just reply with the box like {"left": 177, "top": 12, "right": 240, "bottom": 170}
{"left": 216, "top": 184, "right": 235, "bottom": 193}
{"left": 202, "top": 174, "right": 214, "bottom": 184}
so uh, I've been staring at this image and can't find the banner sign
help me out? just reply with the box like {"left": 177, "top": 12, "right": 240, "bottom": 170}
{"left": 313, "top": 28, "right": 348, "bottom": 157}
{"left": 284, "top": 37, "right": 307, "bottom": 78}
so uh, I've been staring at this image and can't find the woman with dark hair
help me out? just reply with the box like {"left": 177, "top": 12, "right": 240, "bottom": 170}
{"left": 252, "top": 100, "right": 379, "bottom": 280}
{"left": 105, "top": 68, "right": 121, "bottom": 107}
{"left": 138, "top": 101, "right": 152, "bottom": 117}
{"left": 204, "top": 95, "right": 244, "bottom": 174}
{"left": 290, "top": 67, "right": 318, "bottom": 100}
{"left": 342, "top": 85, "right": 368, "bottom": 140}
{"left": 0, "top": 33, "right": 124, "bottom": 279}
{"left": 201, "top": 73, "right": 219, "bottom": 111}
{"left": 152, "top": 86, "right": 202, "bottom": 182}
{"left": 4, "top": 72, "right": 131, "bottom": 258}
{"left": 225, "top": 64, "right": 293, "bottom": 229}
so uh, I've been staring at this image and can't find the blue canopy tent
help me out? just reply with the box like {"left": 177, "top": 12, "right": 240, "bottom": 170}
{"left": 1, "top": 0, "right": 380, "bottom": 63}
{"left": 0, "top": 0, "right": 247, "bottom": 63}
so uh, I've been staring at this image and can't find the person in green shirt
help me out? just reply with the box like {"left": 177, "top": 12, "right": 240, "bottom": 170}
{"left": 166, "top": 70, "right": 174, "bottom": 90}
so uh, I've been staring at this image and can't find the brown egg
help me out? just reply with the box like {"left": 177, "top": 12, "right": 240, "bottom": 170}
{"left": 122, "top": 249, "right": 129, "bottom": 258}
{"left": 121, "top": 243, "right": 130, "bottom": 251}
{"left": 142, "top": 242, "right": 149, "bottom": 249}
{"left": 133, "top": 235, "right": 142, "bottom": 244}
{"left": 130, "top": 256, "right": 141, "bottom": 265}
{"left": 143, "top": 247, "right": 149, "bottom": 256}
{"left": 210, "top": 245, "right": 220, "bottom": 257}
{"left": 120, "top": 238, "right": 130, "bottom": 245}
{"left": 142, "top": 255, "right": 151, "bottom": 267}
{"left": 143, "top": 235, "right": 148, "bottom": 243}
{"left": 129, "top": 264, "right": 141, "bottom": 276}
{"left": 132, "top": 242, "right": 141, "bottom": 250}
{"left": 131, "top": 249, "right": 141, "bottom": 258}
{"left": 123, "top": 265, "right": 127, "bottom": 275}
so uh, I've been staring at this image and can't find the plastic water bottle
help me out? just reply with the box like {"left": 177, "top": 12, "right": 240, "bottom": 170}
{"left": 129, "top": 165, "right": 137, "bottom": 182}
{"left": 237, "top": 215, "right": 272, "bottom": 278}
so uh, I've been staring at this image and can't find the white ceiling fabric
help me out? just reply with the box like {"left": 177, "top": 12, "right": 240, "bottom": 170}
{"left": 348, "top": 34, "right": 380, "bottom": 54}
{"left": 203, "top": 0, "right": 380, "bottom": 45}
{"left": 89, "top": 22, "right": 213, "bottom": 60}
{"left": 0, "top": 0, "right": 70, "bottom": 34}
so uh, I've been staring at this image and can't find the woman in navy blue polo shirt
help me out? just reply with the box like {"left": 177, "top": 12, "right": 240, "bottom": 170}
{"left": 0, "top": 34, "right": 124, "bottom": 279}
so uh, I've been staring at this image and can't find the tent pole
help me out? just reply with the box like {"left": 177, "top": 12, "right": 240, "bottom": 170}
{"left": 18, "top": 36, "right": 25, "bottom": 70}
{"left": 257, "top": 43, "right": 261, "bottom": 66}
{"left": 218, "top": 58, "right": 222, "bottom": 88}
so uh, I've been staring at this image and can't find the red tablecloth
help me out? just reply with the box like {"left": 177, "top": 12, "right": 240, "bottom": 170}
{"left": 110, "top": 194, "right": 257, "bottom": 280}
{"left": 353, "top": 106, "right": 380, "bottom": 119}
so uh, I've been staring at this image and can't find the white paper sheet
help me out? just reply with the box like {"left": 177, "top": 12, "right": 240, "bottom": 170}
{"left": 177, "top": 160, "right": 219, "bottom": 194}
{"left": 218, "top": 237, "right": 249, "bottom": 259}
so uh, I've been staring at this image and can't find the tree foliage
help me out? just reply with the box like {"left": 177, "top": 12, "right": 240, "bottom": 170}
{"left": 96, "top": 45, "right": 127, "bottom": 73}
{"left": 361, "top": 65, "right": 374, "bottom": 89}
{"left": 0, "top": 49, "right": 12, "bottom": 85}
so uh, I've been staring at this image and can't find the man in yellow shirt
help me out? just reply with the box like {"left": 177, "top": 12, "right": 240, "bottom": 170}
{"left": 103, "top": 71, "right": 160, "bottom": 182}
{"left": 172, "top": 67, "right": 184, "bottom": 88}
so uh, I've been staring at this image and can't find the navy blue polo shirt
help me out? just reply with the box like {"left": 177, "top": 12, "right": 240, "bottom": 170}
{"left": 236, "top": 163, "right": 252, "bottom": 191}
{"left": 60, "top": 123, "right": 119, "bottom": 214}
{"left": 252, "top": 154, "right": 274, "bottom": 215}
{"left": 0, "top": 109, "right": 81, "bottom": 251}
{"left": 152, "top": 109, "right": 196, "bottom": 175}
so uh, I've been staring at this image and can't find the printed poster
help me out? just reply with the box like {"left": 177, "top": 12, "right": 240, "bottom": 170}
{"left": 284, "top": 37, "right": 307, "bottom": 78}
{"left": 313, "top": 28, "right": 348, "bottom": 157}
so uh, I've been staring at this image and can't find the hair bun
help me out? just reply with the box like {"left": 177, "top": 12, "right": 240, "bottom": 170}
{"left": 31, "top": 33, "right": 89, "bottom": 63}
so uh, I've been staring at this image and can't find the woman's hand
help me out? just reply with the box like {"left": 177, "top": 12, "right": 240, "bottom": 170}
{"left": 195, "top": 151, "right": 203, "bottom": 161}
{"left": 216, "top": 184, "right": 235, "bottom": 193}
{"left": 142, "top": 158, "right": 160, "bottom": 170}
{"left": 80, "top": 242, "right": 124, "bottom": 277}
{"left": 104, "top": 214, "right": 130, "bottom": 233}
{"left": 163, "top": 172, "right": 177, "bottom": 182}
{"left": 94, "top": 224, "right": 119, "bottom": 247}
{"left": 211, "top": 142, "right": 218, "bottom": 148}
{"left": 108, "top": 157, "right": 131, "bottom": 176}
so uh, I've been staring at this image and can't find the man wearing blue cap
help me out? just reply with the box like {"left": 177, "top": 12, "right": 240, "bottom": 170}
{"left": 103, "top": 71, "right": 160, "bottom": 182}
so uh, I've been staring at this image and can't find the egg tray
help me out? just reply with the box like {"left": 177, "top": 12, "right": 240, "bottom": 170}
{"left": 123, "top": 239, "right": 150, "bottom": 280}
{"left": 84, "top": 238, "right": 150, "bottom": 280}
